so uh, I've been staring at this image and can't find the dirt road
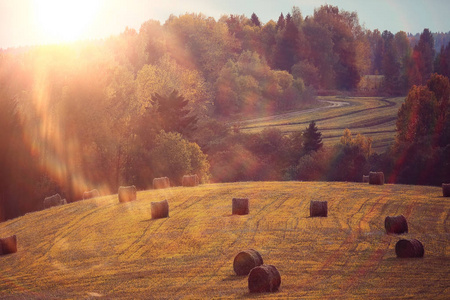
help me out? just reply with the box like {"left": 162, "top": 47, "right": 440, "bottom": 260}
{"left": 234, "top": 100, "right": 351, "bottom": 126}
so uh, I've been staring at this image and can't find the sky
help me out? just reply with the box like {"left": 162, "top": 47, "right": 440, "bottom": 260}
{"left": 0, "top": 0, "right": 449, "bottom": 49}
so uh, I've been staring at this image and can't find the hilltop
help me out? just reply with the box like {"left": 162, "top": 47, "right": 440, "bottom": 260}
{"left": 0, "top": 181, "right": 448, "bottom": 299}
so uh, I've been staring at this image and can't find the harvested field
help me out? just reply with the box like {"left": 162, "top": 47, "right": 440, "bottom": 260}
{"left": 0, "top": 182, "right": 448, "bottom": 298}
{"left": 240, "top": 96, "right": 405, "bottom": 152}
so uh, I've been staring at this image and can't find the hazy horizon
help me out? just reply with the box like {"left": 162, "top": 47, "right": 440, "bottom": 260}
{"left": 1, "top": 0, "right": 449, "bottom": 49}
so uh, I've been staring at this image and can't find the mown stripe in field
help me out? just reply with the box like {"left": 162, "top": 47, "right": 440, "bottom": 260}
{"left": 0, "top": 182, "right": 448, "bottom": 298}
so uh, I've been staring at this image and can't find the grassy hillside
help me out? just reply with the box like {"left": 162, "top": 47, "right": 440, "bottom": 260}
{"left": 240, "top": 96, "right": 405, "bottom": 152}
{"left": 0, "top": 182, "right": 449, "bottom": 299}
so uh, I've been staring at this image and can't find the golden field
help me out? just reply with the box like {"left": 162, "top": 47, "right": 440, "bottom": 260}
{"left": 240, "top": 96, "right": 405, "bottom": 152}
{"left": 0, "top": 181, "right": 449, "bottom": 299}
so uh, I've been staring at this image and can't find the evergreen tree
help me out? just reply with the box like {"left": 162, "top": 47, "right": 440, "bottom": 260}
{"left": 302, "top": 121, "right": 323, "bottom": 153}
{"left": 414, "top": 28, "right": 435, "bottom": 83}
{"left": 273, "top": 13, "right": 299, "bottom": 71}
{"left": 152, "top": 90, "right": 198, "bottom": 136}
{"left": 368, "top": 29, "right": 383, "bottom": 74}
{"left": 225, "top": 14, "right": 244, "bottom": 39}
{"left": 382, "top": 30, "right": 401, "bottom": 94}
{"left": 276, "top": 13, "right": 285, "bottom": 30}
{"left": 250, "top": 13, "right": 261, "bottom": 27}
{"left": 435, "top": 41, "right": 450, "bottom": 77}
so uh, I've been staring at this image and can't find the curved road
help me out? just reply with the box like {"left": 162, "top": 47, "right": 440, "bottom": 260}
{"left": 234, "top": 100, "right": 350, "bottom": 126}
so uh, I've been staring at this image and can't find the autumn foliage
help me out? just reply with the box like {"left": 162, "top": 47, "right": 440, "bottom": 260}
{"left": 0, "top": 6, "right": 450, "bottom": 220}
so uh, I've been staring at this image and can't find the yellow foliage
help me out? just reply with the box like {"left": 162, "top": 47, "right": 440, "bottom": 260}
{"left": 340, "top": 128, "right": 373, "bottom": 157}
{"left": 136, "top": 54, "right": 208, "bottom": 116}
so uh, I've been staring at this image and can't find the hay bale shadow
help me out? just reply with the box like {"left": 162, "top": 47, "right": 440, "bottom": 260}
{"left": 139, "top": 218, "right": 153, "bottom": 223}
{"left": 237, "top": 290, "right": 281, "bottom": 299}
{"left": 222, "top": 274, "right": 247, "bottom": 281}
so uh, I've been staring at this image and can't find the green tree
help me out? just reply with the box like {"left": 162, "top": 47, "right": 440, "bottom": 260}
{"left": 340, "top": 128, "right": 373, "bottom": 158}
{"left": 273, "top": 13, "right": 300, "bottom": 71}
{"left": 382, "top": 31, "right": 401, "bottom": 94}
{"left": 426, "top": 74, "right": 450, "bottom": 146}
{"left": 223, "top": 14, "right": 246, "bottom": 40}
{"left": 214, "top": 51, "right": 307, "bottom": 116}
{"left": 302, "top": 18, "right": 335, "bottom": 88}
{"left": 312, "top": 5, "right": 361, "bottom": 90}
{"left": 369, "top": 29, "right": 384, "bottom": 74}
{"left": 260, "top": 20, "right": 278, "bottom": 66}
{"left": 250, "top": 13, "right": 261, "bottom": 27}
{"left": 276, "top": 13, "right": 285, "bottom": 30}
{"left": 165, "top": 13, "right": 240, "bottom": 82}
{"left": 152, "top": 90, "right": 198, "bottom": 136}
{"left": 435, "top": 41, "right": 450, "bottom": 78}
{"left": 394, "top": 31, "right": 414, "bottom": 93}
{"left": 186, "top": 142, "right": 211, "bottom": 183}
{"left": 135, "top": 54, "right": 209, "bottom": 117}
{"left": 138, "top": 20, "right": 165, "bottom": 64}
{"left": 151, "top": 131, "right": 209, "bottom": 184}
{"left": 302, "top": 121, "right": 323, "bottom": 153}
{"left": 106, "top": 27, "right": 147, "bottom": 74}
{"left": 291, "top": 60, "right": 320, "bottom": 88}
{"left": 414, "top": 28, "right": 435, "bottom": 83}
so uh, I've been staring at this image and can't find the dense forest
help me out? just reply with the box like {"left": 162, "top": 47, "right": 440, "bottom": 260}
{"left": 1, "top": 5, "right": 450, "bottom": 221}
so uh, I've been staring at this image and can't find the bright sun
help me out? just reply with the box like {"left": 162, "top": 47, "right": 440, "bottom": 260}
{"left": 32, "top": 0, "right": 102, "bottom": 44}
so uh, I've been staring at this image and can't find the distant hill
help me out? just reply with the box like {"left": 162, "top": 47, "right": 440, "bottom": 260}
{"left": 0, "top": 181, "right": 448, "bottom": 298}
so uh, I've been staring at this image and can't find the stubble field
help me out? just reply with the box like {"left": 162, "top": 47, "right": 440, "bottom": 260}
{"left": 0, "top": 181, "right": 449, "bottom": 299}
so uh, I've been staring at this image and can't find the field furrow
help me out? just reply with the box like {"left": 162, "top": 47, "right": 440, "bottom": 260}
{"left": 241, "top": 97, "right": 405, "bottom": 152}
{"left": 0, "top": 182, "right": 448, "bottom": 299}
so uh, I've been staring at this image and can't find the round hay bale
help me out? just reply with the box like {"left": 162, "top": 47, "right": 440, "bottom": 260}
{"left": 248, "top": 264, "right": 281, "bottom": 293}
{"left": 362, "top": 175, "right": 369, "bottom": 183}
{"left": 151, "top": 199, "right": 169, "bottom": 219}
{"left": 369, "top": 171, "right": 384, "bottom": 185}
{"left": 233, "top": 249, "right": 263, "bottom": 276}
{"left": 44, "top": 194, "right": 62, "bottom": 209}
{"left": 182, "top": 175, "right": 199, "bottom": 187}
{"left": 0, "top": 235, "right": 17, "bottom": 255}
{"left": 443, "top": 183, "right": 450, "bottom": 197}
{"left": 153, "top": 177, "right": 170, "bottom": 189}
{"left": 395, "top": 239, "right": 424, "bottom": 258}
{"left": 83, "top": 189, "right": 100, "bottom": 200}
{"left": 232, "top": 198, "right": 249, "bottom": 215}
{"left": 310, "top": 201, "right": 328, "bottom": 217}
{"left": 385, "top": 215, "right": 408, "bottom": 234}
{"left": 118, "top": 185, "right": 137, "bottom": 203}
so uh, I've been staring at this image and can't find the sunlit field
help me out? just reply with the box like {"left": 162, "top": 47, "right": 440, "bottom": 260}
{"left": 240, "top": 96, "right": 405, "bottom": 152}
{"left": 0, "top": 2, "right": 449, "bottom": 298}
{"left": 0, "top": 182, "right": 448, "bottom": 299}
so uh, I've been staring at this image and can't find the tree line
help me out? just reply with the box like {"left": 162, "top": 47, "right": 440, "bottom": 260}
{"left": 1, "top": 5, "right": 450, "bottom": 221}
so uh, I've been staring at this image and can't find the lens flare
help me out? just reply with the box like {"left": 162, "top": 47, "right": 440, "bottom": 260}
{"left": 19, "top": 46, "right": 112, "bottom": 201}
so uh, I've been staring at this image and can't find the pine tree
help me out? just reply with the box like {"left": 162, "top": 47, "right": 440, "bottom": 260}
{"left": 414, "top": 28, "right": 435, "bottom": 83}
{"left": 276, "top": 13, "right": 285, "bottom": 30}
{"left": 302, "top": 121, "right": 323, "bottom": 153}
{"left": 152, "top": 90, "right": 198, "bottom": 136}
{"left": 382, "top": 30, "right": 401, "bottom": 95}
{"left": 273, "top": 13, "right": 299, "bottom": 71}
{"left": 251, "top": 13, "right": 261, "bottom": 27}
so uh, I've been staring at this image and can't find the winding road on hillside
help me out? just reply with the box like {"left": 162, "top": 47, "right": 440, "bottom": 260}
{"left": 236, "top": 100, "right": 351, "bottom": 126}
{"left": 237, "top": 97, "right": 402, "bottom": 151}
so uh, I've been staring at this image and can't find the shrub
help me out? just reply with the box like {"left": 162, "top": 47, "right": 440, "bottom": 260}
{"left": 151, "top": 131, "right": 210, "bottom": 185}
